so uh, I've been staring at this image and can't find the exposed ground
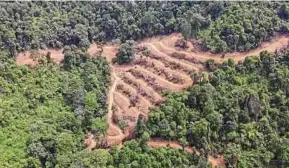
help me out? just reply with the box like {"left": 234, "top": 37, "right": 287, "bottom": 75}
{"left": 16, "top": 33, "right": 289, "bottom": 167}
{"left": 148, "top": 138, "right": 226, "bottom": 168}
{"left": 16, "top": 49, "right": 64, "bottom": 66}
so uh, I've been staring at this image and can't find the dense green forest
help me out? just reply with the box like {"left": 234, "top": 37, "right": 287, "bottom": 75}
{"left": 1, "top": 1, "right": 289, "bottom": 168}
{"left": 55, "top": 139, "right": 202, "bottom": 168}
{"left": 143, "top": 51, "right": 289, "bottom": 167}
{"left": 1, "top": 1, "right": 289, "bottom": 54}
{"left": 0, "top": 2, "right": 216, "bottom": 167}
{"left": 0, "top": 1, "right": 213, "bottom": 54}
{"left": 0, "top": 49, "right": 205, "bottom": 167}
{"left": 198, "top": 3, "right": 278, "bottom": 52}
{"left": 197, "top": 2, "right": 289, "bottom": 53}
{"left": 0, "top": 49, "right": 110, "bottom": 167}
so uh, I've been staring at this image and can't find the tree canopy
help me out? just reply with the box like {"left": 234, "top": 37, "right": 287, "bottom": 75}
{"left": 0, "top": 50, "right": 110, "bottom": 167}
{"left": 2, "top": 1, "right": 289, "bottom": 168}
{"left": 116, "top": 40, "right": 135, "bottom": 64}
{"left": 1, "top": 2, "right": 288, "bottom": 54}
{"left": 143, "top": 51, "right": 289, "bottom": 167}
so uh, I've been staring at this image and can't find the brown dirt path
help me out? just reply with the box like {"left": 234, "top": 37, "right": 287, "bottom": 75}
{"left": 84, "top": 131, "right": 97, "bottom": 152}
{"left": 144, "top": 42, "right": 201, "bottom": 71}
{"left": 118, "top": 80, "right": 153, "bottom": 107}
{"left": 156, "top": 33, "right": 289, "bottom": 63}
{"left": 16, "top": 33, "right": 289, "bottom": 66}
{"left": 148, "top": 138, "right": 226, "bottom": 168}
{"left": 16, "top": 33, "right": 289, "bottom": 168}
{"left": 136, "top": 56, "right": 193, "bottom": 85}
{"left": 134, "top": 66, "right": 192, "bottom": 91}
{"left": 121, "top": 72, "right": 163, "bottom": 102}
{"left": 16, "top": 52, "right": 38, "bottom": 67}
{"left": 105, "top": 72, "right": 125, "bottom": 147}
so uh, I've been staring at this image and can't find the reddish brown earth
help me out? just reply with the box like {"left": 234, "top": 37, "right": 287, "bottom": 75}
{"left": 148, "top": 138, "right": 226, "bottom": 168}
{"left": 17, "top": 33, "right": 289, "bottom": 168}
{"left": 84, "top": 131, "right": 97, "bottom": 152}
{"left": 142, "top": 33, "right": 289, "bottom": 63}
{"left": 16, "top": 49, "right": 63, "bottom": 66}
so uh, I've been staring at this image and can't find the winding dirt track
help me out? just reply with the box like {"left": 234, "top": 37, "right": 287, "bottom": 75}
{"left": 106, "top": 72, "right": 125, "bottom": 146}
{"left": 16, "top": 33, "right": 289, "bottom": 168}
{"left": 144, "top": 33, "right": 289, "bottom": 63}
{"left": 148, "top": 138, "right": 226, "bottom": 168}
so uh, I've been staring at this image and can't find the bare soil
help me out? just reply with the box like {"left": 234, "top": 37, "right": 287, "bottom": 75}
{"left": 16, "top": 51, "right": 38, "bottom": 67}
{"left": 17, "top": 33, "right": 289, "bottom": 168}
{"left": 16, "top": 49, "right": 63, "bottom": 66}
{"left": 152, "top": 33, "right": 289, "bottom": 63}
{"left": 85, "top": 131, "right": 97, "bottom": 152}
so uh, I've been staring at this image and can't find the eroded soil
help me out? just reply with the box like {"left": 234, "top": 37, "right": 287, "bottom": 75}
{"left": 16, "top": 33, "right": 289, "bottom": 167}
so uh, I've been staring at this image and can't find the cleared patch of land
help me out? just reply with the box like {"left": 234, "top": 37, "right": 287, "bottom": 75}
{"left": 16, "top": 33, "right": 289, "bottom": 167}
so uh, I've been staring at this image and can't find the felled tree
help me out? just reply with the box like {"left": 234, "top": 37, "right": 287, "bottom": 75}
{"left": 175, "top": 39, "right": 188, "bottom": 49}
{"left": 116, "top": 40, "right": 135, "bottom": 64}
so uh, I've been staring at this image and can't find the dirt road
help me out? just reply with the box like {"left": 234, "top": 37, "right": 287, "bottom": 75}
{"left": 16, "top": 33, "right": 289, "bottom": 168}
{"left": 148, "top": 138, "right": 226, "bottom": 168}
{"left": 106, "top": 72, "right": 125, "bottom": 146}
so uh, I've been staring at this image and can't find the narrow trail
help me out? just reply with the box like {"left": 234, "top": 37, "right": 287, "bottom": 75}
{"left": 137, "top": 56, "right": 193, "bottom": 85}
{"left": 118, "top": 80, "right": 153, "bottom": 107}
{"left": 135, "top": 66, "right": 192, "bottom": 91}
{"left": 148, "top": 139, "right": 226, "bottom": 168}
{"left": 154, "top": 42, "right": 204, "bottom": 69}
{"left": 113, "top": 92, "right": 144, "bottom": 115}
{"left": 126, "top": 71, "right": 164, "bottom": 96}
{"left": 16, "top": 33, "right": 289, "bottom": 168}
{"left": 157, "top": 33, "right": 289, "bottom": 63}
{"left": 158, "top": 40, "right": 222, "bottom": 62}
{"left": 105, "top": 71, "right": 125, "bottom": 146}
{"left": 122, "top": 72, "right": 163, "bottom": 101}
{"left": 144, "top": 42, "right": 200, "bottom": 71}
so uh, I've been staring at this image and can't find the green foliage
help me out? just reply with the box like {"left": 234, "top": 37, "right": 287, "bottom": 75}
{"left": 1, "top": 2, "right": 288, "bottom": 55}
{"left": 180, "top": 20, "right": 192, "bottom": 40}
{"left": 0, "top": 52, "right": 110, "bottom": 167}
{"left": 142, "top": 49, "right": 150, "bottom": 57}
{"left": 56, "top": 149, "right": 113, "bottom": 168}
{"left": 110, "top": 140, "right": 201, "bottom": 168}
{"left": 278, "top": 4, "right": 289, "bottom": 20}
{"left": 54, "top": 140, "right": 203, "bottom": 168}
{"left": 0, "top": 1, "right": 219, "bottom": 55}
{"left": 198, "top": 2, "right": 281, "bottom": 53}
{"left": 118, "top": 119, "right": 128, "bottom": 131}
{"left": 139, "top": 131, "right": 150, "bottom": 147}
{"left": 181, "top": 11, "right": 211, "bottom": 39}
{"left": 116, "top": 40, "right": 135, "bottom": 64}
{"left": 3, "top": 2, "right": 289, "bottom": 167}
{"left": 90, "top": 118, "right": 108, "bottom": 132}
{"left": 145, "top": 51, "right": 289, "bottom": 167}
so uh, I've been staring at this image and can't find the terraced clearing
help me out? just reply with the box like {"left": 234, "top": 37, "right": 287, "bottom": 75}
{"left": 16, "top": 33, "right": 289, "bottom": 168}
